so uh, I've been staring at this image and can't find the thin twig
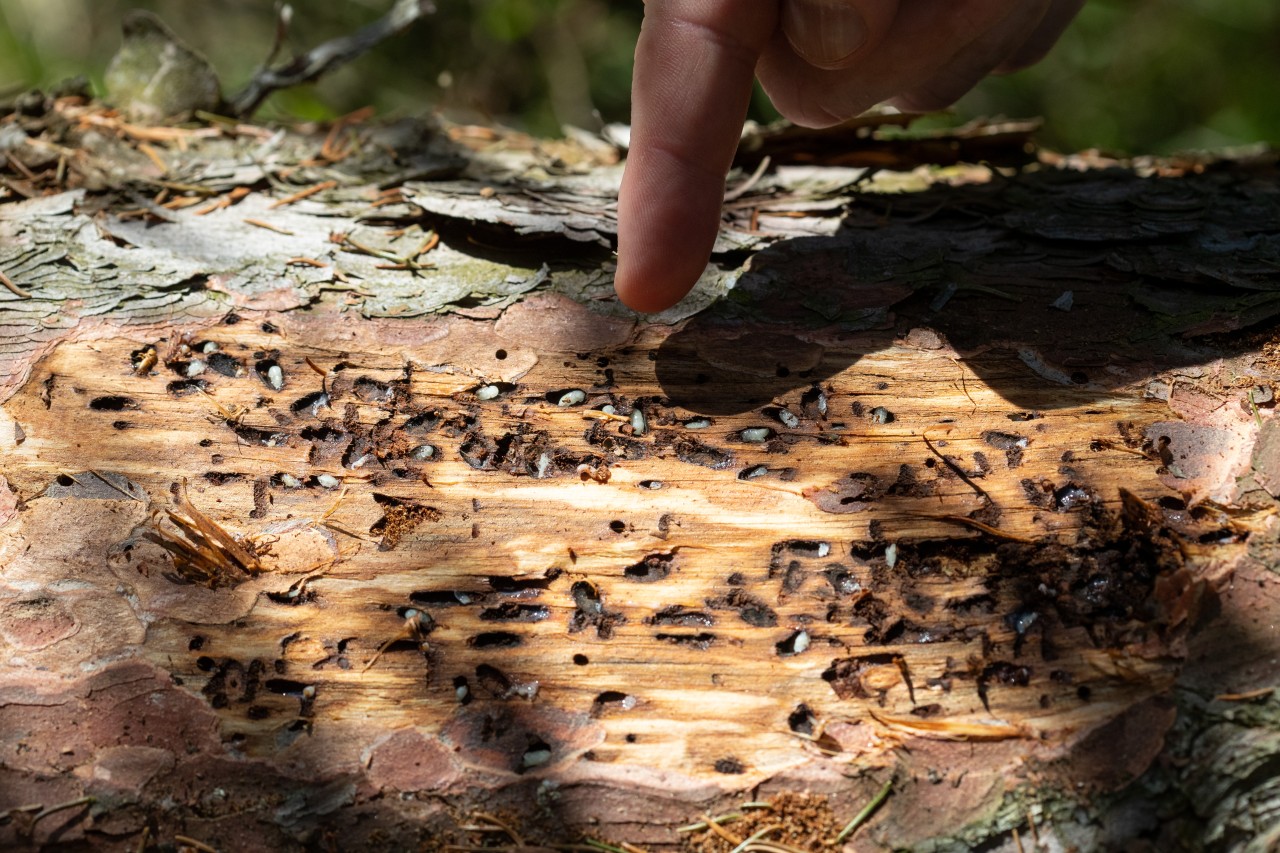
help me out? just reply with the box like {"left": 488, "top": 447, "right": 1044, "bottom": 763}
{"left": 193, "top": 186, "right": 250, "bottom": 215}
{"left": 321, "top": 520, "right": 379, "bottom": 542}
{"left": 582, "top": 840, "right": 627, "bottom": 853}
{"left": 702, "top": 813, "right": 742, "bottom": 846}
{"left": 1248, "top": 389, "right": 1265, "bottom": 430}
{"left": 228, "top": 0, "right": 436, "bottom": 117}
{"left": 270, "top": 179, "right": 338, "bottom": 209}
{"left": 336, "top": 233, "right": 408, "bottom": 263}
{"left": 87, "top": 470, "right": 145, "bottom": 502}
{"left": 1214, "top": 687, "right": 1274, "bottom": 702}
{"left": 676, "top": 812, "right": 743, "bottom": 833}
{"left": 318, "top": 107, "right": 375, "bottom": 161}
{"left": 729, "top": 824, "right": 783, "bottom": 853}
{"left": 413, "top": 230, "right": 439, "bottom": 256}
{"left": 834, "top": 778, "right": 893, "bottom": 843}
{"left": 322, "top": 487, "right": 348, "bottom": 520}
{"left": 161, "top": 195, "right": 206, "bottom": 211}
{"left": 0, "top": 270, "right": 32, "bottom": 298}
{"left": 868, "top": 708, "right": 1024, "bottom": 741}
{"left": 173, "top": 835, "right": 219, "bottom": 853}
{"left": 929, "top": 514, "right": 1035, "bottom": 543}
{"left": 1089, "top": 438, "right": 1150, "bottom": 458}
{"left": 723, "top": 155, "right": 771, "bottom": 202}
{"left": 243, "top": 218, "right": 295, "bottom": 235}
{"left": 260, "top": 2, "right": 293, "bottom": 71}
{"left": 922, "top": 425, "right": 990, "bottom": 503}
{"left": 466, "top": 811, "right": 523, "bottom": 846}
{"left": 4, "top": 150, "right": 38, "bottom": 180}
{"left": 949, "top": 356, "right": 978, "bottom": 414}
{"left": 582, "top": 410, "right": 630, "bottom": 423}
{"left": 31, "top": 796, "right": 95, "bottom": 826}
{"left": 741, "top": 843, "right": 809, "bottom": 853}
{"left": 56, "top": 471, "right": 88, "bottom": 489}
{"left": 137, "top": 142, "right": 168, "bottom": 174}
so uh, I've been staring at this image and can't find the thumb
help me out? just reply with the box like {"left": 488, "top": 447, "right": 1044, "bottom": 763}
{"left": 779, "top": 0, "right": 898, "bottom": 69}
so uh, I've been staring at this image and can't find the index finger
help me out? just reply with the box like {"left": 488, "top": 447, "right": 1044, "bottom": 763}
{"left": 614, "top": 0, "right": 778, "bottom": 313}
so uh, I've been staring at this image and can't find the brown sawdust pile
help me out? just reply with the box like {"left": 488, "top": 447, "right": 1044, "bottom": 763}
{"left": 375, "top": 503, "right": 441, "bottom": 550}
{"left": 681, "top": 792, "right": 842, "bottom": 852}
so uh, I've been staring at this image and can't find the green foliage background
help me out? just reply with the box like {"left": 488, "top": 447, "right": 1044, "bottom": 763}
{"left": 1, "top": 0, "right": 1276, "bottom": 154}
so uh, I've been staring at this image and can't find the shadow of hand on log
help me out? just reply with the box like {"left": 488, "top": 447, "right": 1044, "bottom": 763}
{"left": 658, "top": 161, "right": 1280, "bottom": 414}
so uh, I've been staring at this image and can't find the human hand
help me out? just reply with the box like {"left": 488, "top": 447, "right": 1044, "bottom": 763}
{"left": 614, "top": 0, "right": 1083, "bottom": 313}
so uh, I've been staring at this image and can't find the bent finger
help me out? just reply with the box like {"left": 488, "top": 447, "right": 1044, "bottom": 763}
{"left": 994, "top": 0, "right": 1083, "bottom": 73}
{"left": 759, "top": 0, "right": 1046, "bottom": 127}
{"left": 779, "top": 0, "right": 899, "bottom": 70}
{"left": 889, "top": 0, "right": 1050, "bottom": 112}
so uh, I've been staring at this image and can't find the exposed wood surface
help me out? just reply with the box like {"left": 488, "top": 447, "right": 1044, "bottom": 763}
{"left": 0, "top": 99, "right": 1278, "bottom": 851}
{"left": 2, "top": 317, "right": 1180, "bottom": 748}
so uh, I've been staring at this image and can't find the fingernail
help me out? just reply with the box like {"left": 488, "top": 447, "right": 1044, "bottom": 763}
{"left": 782, "top": 0, "right": 868, "bottom": 69}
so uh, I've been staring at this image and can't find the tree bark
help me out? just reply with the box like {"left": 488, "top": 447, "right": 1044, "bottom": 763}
{"left": 0, "top": 98, "right": 1277, "bottom": 851}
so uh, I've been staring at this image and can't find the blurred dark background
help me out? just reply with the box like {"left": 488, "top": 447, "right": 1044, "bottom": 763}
{"left": 1, "top": 0, "right": 1276, "bottom": 154}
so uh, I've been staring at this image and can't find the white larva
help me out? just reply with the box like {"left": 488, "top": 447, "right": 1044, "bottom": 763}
{"left": 510, "top": 679, "right": 539, "bottom": 700}
{"left": 870, "top": 406, "right": 894, "bottom": 424}
{"left": 557, "top": 389, "right": 586, "bottom": 407}
{"left": 476, "top": 384, "right": 501, "bottom": 401}
{"left": 521, "top": 748, "right": 552, "bottom": 769}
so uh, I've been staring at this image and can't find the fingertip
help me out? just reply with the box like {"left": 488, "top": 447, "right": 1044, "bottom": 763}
{"left": 614, "top": 212, "right": 712, "bottom": 314}
{"left": 613, "top": 263, "right": 689, "bottom": 315}
{"left": 616, "top": 140, "right": 726, "bottom": 314}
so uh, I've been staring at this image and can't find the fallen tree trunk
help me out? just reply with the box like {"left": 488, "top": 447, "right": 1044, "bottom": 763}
{"left": 0, "top": 96, "right": 1277, "bottom": 852}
